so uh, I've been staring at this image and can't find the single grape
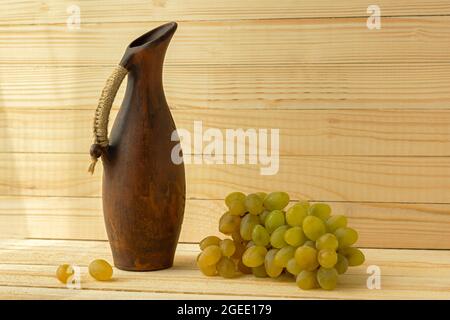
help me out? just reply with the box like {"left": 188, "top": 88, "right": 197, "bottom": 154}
{"left": 199, "top": 236, "right": 221, "bottom": 250}
{"left": 217, "top": 257, "right": 237, "bottom": 278}
{"left": 252, "top": 265, "right": 268, "bottom": 278}
{"left": 198, "top": 263, "right": 217, "bottom": 276}
{"left": 252, "top": 224, "right": 270, "bottom": 247}
{"left": 335, "top": 227, "right": 358, "bottom": 248}
{"left": 265, "top": 210, "right": 286, "bottom": 234}
{"left": 286, "top": 203, "right": 308, "bottom": 227}
{"left": 198, "top": 245, "right": 222, "bottom": 267}
{"left": 303, "top": 216, "right": 326, "bottom": 241}
{"left": 294, "top": 246, "right": 319, "bottom": 271}
{"left": 89, "top": 259, "right": 113, "bottom": 281}
{"left": 237, "top": 259, "right": 252, "bottom": 274}
{"left": 316, "top": 267, "right": 338, "bottom": 290}
{"left": 220, "top": 239, "right": 236, "bottom": 257}
{"left": 286, "top": 258, "right": 302, "bottom": 276}
{"left": 259, "top": 210, "right": 270, "bottom": 225}
{"left": 264, "top": 249, "right": 283, "bottom": 278}
{"left": 228, "top": 199, "right": 246, "bottom": 216}
{"left": 270, "top": 225, "right": 289, "bottom": 248}
{"left": 335, "top": 253, "right": 349, "bottom": 274}
{"left": 263, "top": 192, "right": 290, "bottom": 211}
{"left": 240, "top": 214, "right": 260, "bottom": 240}
{"left": 296, "top": 270, "right": 318, "bottom": 290}
{"left": 56, "top": 264, "right": 75, "bottom": 284}
{"left": 316, "top": 233, "right": 339, "bottom": 251}
{"left": 284, "top": 226, "right": 306, "bottom": 247}
{"left": 256, "top": 192, "right": 267, "bottom": 201}
{"left": 326, "top": 215, "right": 347, "bottom": 232}
{"left": 242, "top": 245, "right": 267, "bottom": 268}
{"left": 309, "top": 203, "right": 331, "bottom": 221}
{"left": 303, "top": 240, "right": 316, "bottom": 248}
{"left": 219, "top": 212, "right": 241, "bottom": 235}
{"left": 245, "top": 193, "right": 264, "bottom": 215}
{"left": 339, "top": 247, "right": 365, "bottom": 266}
{"left": 274, "top": 246, "right": 296, "bottom": 268}
{"left": 318, "top": 249, "right": 338, "bottom": 268}
{"left": 225, "top": 192, "right": 246, "bottom": 208}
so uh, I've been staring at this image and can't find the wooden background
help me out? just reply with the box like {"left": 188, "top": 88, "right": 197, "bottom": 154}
{"left": 0, "top": 0, "right": 449, "bottom": 249}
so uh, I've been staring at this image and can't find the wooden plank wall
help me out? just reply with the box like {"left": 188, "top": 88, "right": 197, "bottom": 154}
{"left": 0, "top": 1, "right": 449, "bottom": 249}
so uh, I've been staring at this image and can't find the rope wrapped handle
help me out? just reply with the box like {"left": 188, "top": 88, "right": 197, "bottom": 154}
{"left": 88, "top": 65, "right": 128, "bottom": 174}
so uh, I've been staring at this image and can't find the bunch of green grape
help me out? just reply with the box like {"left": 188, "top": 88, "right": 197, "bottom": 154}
{"left": 198, "top": 191, "right": 365, "bottom": 290}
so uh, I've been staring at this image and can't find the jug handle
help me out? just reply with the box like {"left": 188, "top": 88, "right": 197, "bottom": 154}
{"left": 88, "top": 65, "right": 128, "bottom": 174}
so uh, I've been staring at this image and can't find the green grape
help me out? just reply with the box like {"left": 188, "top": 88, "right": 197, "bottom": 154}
{"left": 240, "top": 214, "right": 260, "bottom": 240}
{"left": 264, "top": 249, "right": 283, "bottom": 278}
{"left": 198, "top": 263, "right": 217, "bottom": 276}
{"left": 318, "top": 249, "right": 338, "bottom": 268}
{"left": 303, "top": 240, "right": 316, "bottom": 248}
{"left": 252, "top": 265, "right": 268, "bottom": 278}
{"left": 89, "top": 259, "right": 113, "bottom": 281}
{"left": 256, "top": 192, "right": 267, "bottom": 201}
{"left": 252, "top": 225, "right": 270, "bottom": 246}
{"left": 326, "top": 215, "right": 347, "bottom": 232}
{"left": 303, "top": 216, "right": 326, "bottom": 241}
{"left": 199, "top": 236, "right": 221, "bottom": 250}
{"left": 259, "top": 210, "right": 270, "bottom": 225}
{"left": 316, "top": 267, "right": 338, "bottom": 290}
{"left": 198, "top": 245, "right": 222, "bottom": 267}
{"left": 219, "top": 213, "right": 241, "bottom": 235}
{"left": 263, "top": 192, "right": 290, "bottom": 211}
{"left": 245, "top": 193, "right": 264, "bottom": 215}
{"left": 242, "top": 245, "right": 267, "bottom": 268}
{"left": 217, "top": 257, "right": 236, "bottom": 278}
{"left": 296, "top": 270, "right": 318, "bottom": 290}
{"left": 286, "top": 203, "right": 308, "bottom": 227}
{"left": 316, "top": 233, "right": 339, "bottom": 251}
{"left": 334, "top": 227, "right": 358, "bottom": 248}
{"left": 225, "top": 192, "right": 246, "bottom": 208}
{"left": 274, "top": 246, "right": 296, "bottom": 268}
{"left": 219, "top": 239, "right": 236, "bottom": 257}
{"left": 335, "top": 253, "right": 349, "bottom": 274}
{"left": 238, "top": 259, "right": 252, "bottom": 274}
{"left": 229, "top": 199, "right": 246, "bottom": 216}
{"left": 339, "top": 247, "right": 365, "bottom": 266}
{"left": 286, "top": 258, "right": 302, "bottom": 276}
{"left": 265, "top": 210, "right": 286, "bottom": 233}
{"left": 309, "top": 203, "right": 331, "bottom": 221}
{"left": 270, "top": 225, "right": 289, "bottom": 248}
{"left": 284, "top": 226, "right": 306, "bottom": 247}
{"left": 294, "top": 246, "right": 319, "bottom": 271}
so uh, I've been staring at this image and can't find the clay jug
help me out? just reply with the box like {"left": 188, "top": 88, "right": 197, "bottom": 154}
{"left": 88, "top": 22, "right": 185, "bottom": 271}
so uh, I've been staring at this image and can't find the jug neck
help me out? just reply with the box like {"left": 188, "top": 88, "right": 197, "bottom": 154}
{"left": 119, "top": 22, "right": 177, "bottom": 91}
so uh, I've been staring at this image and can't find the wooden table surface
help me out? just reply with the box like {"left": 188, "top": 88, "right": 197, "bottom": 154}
{"left": 0, "top": 239, "right": 449, "bottom": 300}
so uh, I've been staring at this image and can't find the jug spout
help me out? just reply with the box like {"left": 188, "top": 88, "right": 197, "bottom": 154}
{"left": 119, "top": 22, "right": 177, "bottom": 71}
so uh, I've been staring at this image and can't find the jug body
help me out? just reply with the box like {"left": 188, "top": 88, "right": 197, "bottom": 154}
{"left": 91, "top": 22, "right": 185, "bottom": 271}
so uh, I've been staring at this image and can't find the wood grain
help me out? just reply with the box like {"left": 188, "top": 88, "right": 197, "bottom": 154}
{"left": 2, "top": 18, "right": 450, "bottom": 65}
{"left": 1, "top": 153, "right": 449, "bottom": 203}
{"left": 0, "top": 240, "right": 449, "bottom": 299}
{"left": 2, "top": 0, "right": 450, "bottom": 25}
{"left": 2, "top": 107, "right": 450, "bottom": 155}
{"left": 1, "top": 196, "right": 449, "bottom": 249}
{"left": 2, "top": 64, "right": 450, "bottom": 110}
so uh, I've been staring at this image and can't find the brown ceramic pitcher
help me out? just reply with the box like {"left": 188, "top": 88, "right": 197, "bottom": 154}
{"left": 88, "top": 22, "right": 185, "bottom": 271}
